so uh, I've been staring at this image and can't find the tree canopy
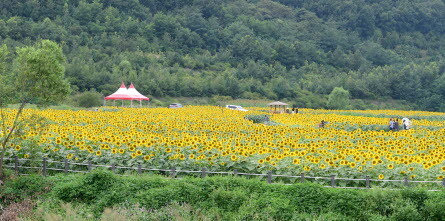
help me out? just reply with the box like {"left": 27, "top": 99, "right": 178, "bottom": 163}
{"left": 0, "top": 40, "right": 71, "bottom": 177}
{"left": 0, "top": 0, "right": 444, "bottom": 110}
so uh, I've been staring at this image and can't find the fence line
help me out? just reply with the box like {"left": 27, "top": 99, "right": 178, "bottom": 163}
{"left": 3, "top": 157, "right": 445, "bottom": 189}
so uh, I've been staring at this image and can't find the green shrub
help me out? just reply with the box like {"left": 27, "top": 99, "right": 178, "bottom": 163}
{"left": 286, "top": 183, "right": 330, "bottom": 213}
{"left": 2, "top": 174, "right": 51, "bottom": 203}
{"left": 53, "top": 169, "right": 117, "bottom": 203}
{"left": 291, "top": 212, "right": 352, "bottom": 220}
{"left": 390, "top": 199, "right": 422, "bottom": 221}
{"left": 52, "top": 179, "right": 84, "bottom": 202}
{"left": 366, "top": 189, "right": 401, "bottom": 217}
{"left": 73, "top": 89, "right": 103, "bottom": 108}
{"left": 401, "top": 189, "right": 429, "bottom": 213}
{"left": 327, "top": 189, "right": 368, "bottom": 219}
{"left": 244, "top": 114, "right": 270, "bottom": 123}
{"left": 423, "top": 198, "right": 445, "bottom": 221}
{"left": 327, "top": 87, "right": 351, "bottom": 110}
{"left": 242, "top": 192, "right": 293, "bottom": 220}
{"left": 208, "top": 188, "right": 248, "bottom": 212}
{"left": 8, "top": 173, "right": 445, "bottom": 220}
{"left": 137, "top": 186, "right": 180, "bottom": 209}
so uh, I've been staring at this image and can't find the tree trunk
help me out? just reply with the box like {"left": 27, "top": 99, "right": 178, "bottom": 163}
{"left": 0, "top": 102, "right": 26, "bottom": 178}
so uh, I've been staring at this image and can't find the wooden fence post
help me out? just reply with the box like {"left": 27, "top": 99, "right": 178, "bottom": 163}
{"left": 267, "top": 171, "right": 272, "bottom": 184}
{"left": 300, "top": 173, "right": 305, "bottom": 183}
{"left": 366, "top": 176, "right": 370, "bottom": 189}
{"left": 111, "top": 164, "right": 116, "bottom": 173}
{"left": 88, "top": 161, "right": 92, "bottom": 172}
{"left": 233, "top": 169, "right": 238, "bottom": 176}
{"left": 64, "top": 159, "right": 69, "bottom": 173}
{"left": 330, "top": 175, "right": 336, "bottom": 187}
{"left": 138, "top": 164, "right": 142, "bottom": 174}
{"left": 201, "top": 168, "right": 207, "bottom": 178}
{"left": 170, "top": 167, "right": 176, "bottom": 177}
{"left": 14, "top": 156, "right": 19, "bottom": 175}
{"left": 404, "top": 177, "right": 409, "bottom": 187}
{"left": 442, "top": 178, "right": 445, "bottom": 187}
{"left": 42, "top": 158, "right": 47, "bottom": 176}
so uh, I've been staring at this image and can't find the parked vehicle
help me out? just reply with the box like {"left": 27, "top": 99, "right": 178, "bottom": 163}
{"left": 226, "top": 105, "right": 248, "bottom": 111}
{"left": 169, "top": 103, "right": 183, "bottom": 108}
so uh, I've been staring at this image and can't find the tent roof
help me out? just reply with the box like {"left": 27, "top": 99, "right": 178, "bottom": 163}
{"left": 268, "top": 101, "right": 289, "bottom": 106}
{"left": 127, "top": 83, "right": 149, "bottom": 100}
{"left": 104, "top": 82, "right": 133, "bottom": 100}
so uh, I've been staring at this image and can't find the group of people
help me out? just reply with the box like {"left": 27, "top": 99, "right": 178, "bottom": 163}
{"left": 319, "top": 120, "right": 328, "bottom": 128}
{"left": 389, "top": 118, "right": 412, "bottom": 131}
{"left": 285, "top": 108, "right": 299, "bottom": 114}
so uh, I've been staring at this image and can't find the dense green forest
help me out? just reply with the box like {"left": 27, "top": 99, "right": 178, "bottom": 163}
{"left": 1, "top": 0, "right": 445, "bottom": 110}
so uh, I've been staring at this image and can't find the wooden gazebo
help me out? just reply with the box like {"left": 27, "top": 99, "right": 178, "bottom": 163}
{"left": 268, "top": 101, "right": 289, "bottom": 114}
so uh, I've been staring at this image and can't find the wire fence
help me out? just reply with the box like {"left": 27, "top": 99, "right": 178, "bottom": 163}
{"left": 3, "top": 156, "right": 445, "bottom": 190}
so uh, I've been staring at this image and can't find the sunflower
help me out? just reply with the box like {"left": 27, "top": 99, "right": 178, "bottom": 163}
{"left": 378, "top": 174, "right": 384, "bottom": 180}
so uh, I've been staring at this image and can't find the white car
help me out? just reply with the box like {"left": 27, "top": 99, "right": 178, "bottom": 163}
{"left": 226, "top": 105, "right": 248, "bottom": 111}
{"left": 168, "top": 103, "right": 183, "bottom": 108}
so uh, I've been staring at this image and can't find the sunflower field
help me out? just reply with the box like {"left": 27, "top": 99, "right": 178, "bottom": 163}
{"left": 2, "top": 106, "right": 445, "bottom": 182}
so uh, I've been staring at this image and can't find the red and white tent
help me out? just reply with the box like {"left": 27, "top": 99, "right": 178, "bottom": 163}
{"left": 104, "top": 82, "right": 149, "bottom": 107}
{"left": 127, "top": 83, "right": 149, "bottom": 107}
{"left": 105, "top": 82, "right": 131, "bottom": 100}
{"left": 127, "top": 83, "right": 149, "bottom": 100}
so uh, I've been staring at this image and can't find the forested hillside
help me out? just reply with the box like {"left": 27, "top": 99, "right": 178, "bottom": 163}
{"left": 1, "top": 0, "right": 445, "bottom": 110}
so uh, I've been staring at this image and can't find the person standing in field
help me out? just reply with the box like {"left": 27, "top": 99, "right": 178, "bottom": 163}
{"left": 389, "top": 118, "right": 395, "bottom": 131}
{"left": 394, "top": 118, "right": 399, "bottom": 131}
{"left": 402, "top": 118, "right": 412, "bottom": 130}
{"left": 319, "top": 120, "right": 327, "bottom": 128}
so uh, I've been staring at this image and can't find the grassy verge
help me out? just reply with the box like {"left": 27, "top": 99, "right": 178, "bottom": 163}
{"left": 1, "top": 170, "right": 445, "bottom": 220}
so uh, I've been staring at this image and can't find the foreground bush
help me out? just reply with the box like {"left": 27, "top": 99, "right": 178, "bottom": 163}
{"left": 2, "top": 170, "right": 445, "bottom": 220}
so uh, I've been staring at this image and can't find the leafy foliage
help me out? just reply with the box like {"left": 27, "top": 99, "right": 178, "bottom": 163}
{"left": 0, "top": 0, "right": 444, "bottom": 110}
{"left": 327, "top": 87, "right": 350, "bottom": 110}
{"left": 73, "top": 89, "right": 103, "bottom": 108}
{"left": 4, "top": 171, "right": 445, "bottom": 220}
{"left": 0, "top": 40, "right": 71, "bottom": 177}
{"left": 13, "top": 40, "right": 71, "bottom": 106}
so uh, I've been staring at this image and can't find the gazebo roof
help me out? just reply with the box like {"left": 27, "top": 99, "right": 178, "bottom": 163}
{"left": 127, "top": 83, "right": 149, "bottom": 101}
{"left": 268, "top": 101, "right": 289, "bottom": 106}
{"left": 104, "top": 82, "right": 133, "bottom": 100}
